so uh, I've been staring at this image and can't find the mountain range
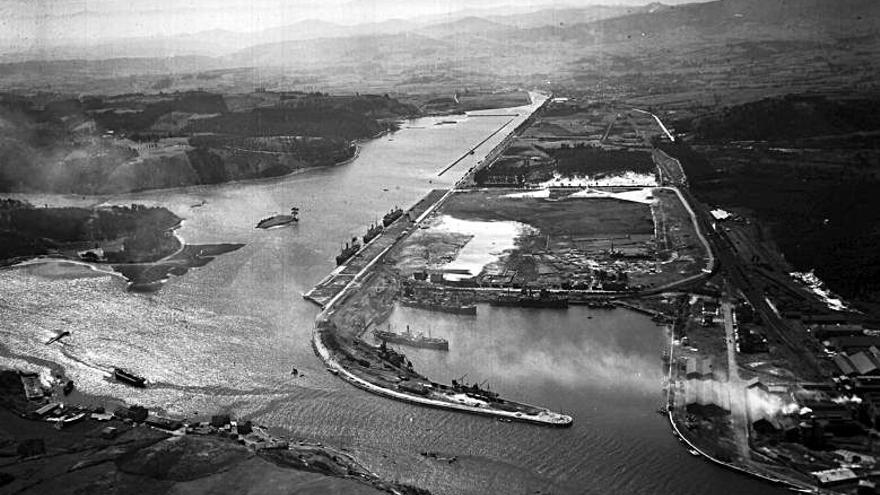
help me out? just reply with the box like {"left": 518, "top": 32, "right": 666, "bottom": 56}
{"left": 1, "top": 0, "right": 877, "bottom": 96}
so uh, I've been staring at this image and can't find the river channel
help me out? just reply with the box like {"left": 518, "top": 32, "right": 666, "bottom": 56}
{"left": 0, "top": 98, "right": 787, "bottom": 494}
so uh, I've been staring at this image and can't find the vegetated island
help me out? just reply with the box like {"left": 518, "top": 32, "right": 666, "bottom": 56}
{"left": 0, "top": 198, "right": 242, "bottom": 291}
{"left": 0, "top": 369, "right": 429, "bottom": 495}
{"left": 0, "top": 90, "right": 418, "bottom": 195}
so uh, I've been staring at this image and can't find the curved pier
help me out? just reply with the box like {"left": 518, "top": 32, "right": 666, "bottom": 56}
{"left": 312, "top": 325, "right": 573, "bottom": 427}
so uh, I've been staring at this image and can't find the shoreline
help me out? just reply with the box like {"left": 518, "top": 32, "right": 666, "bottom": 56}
{"left": 311, "top": 324, "right": 572, "bottom": 427}
{"left": 0, "top": 367, "right": 423, "bottom": 495}
{"left": 308, "top": 92, "right": 573, "bottom": 427}
{"left": 664, "top": 319, "right": 820, "bottom": 493}
{"left": 2, "top": 219, "right": 188, "bottom": 285}
{"left": 0, "top": 136, "right": 368, "bottom": 204}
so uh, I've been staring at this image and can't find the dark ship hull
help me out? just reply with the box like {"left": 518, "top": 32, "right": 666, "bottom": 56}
{"left": 363, "top": 224, "right": 383, "bottom": 244}
{"left": 374, "top": 330, "right": 449, "bottom": 351}
{"left": 336, "top": 237, "right": 361, "bottom": 265}
{"left": 490, "top": 296, "right": 569, "bottom": 308}
{"left": 400, "top": 297, "right": 477, "bottom": 315}
{"left": 382, "top": 207, "right": 404, "bottom": 227}
{"left": 113, "top": 368, "right": 146, "bottom": 388}
{"left": 336, "top": 250, "right": 357, "bottom": 265}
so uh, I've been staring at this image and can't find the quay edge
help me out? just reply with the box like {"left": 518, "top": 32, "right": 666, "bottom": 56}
{"left": 311, "top": 324, "right": 573, "bottom": 428}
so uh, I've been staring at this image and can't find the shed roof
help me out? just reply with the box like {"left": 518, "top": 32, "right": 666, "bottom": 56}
{"left": 833, "top": 354, "right": 856, "bottom": 376}
{"left": 849, "top": 351, "right": 878, "bottom": 375}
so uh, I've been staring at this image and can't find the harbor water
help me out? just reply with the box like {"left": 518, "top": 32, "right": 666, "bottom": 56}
{"left": 0, "top": 98, "right": 787, "bottom": 494}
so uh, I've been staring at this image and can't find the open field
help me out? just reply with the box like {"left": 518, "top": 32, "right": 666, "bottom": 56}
{"left": 477, "top": 100, "right": 660, "bottom": 187}
{"left": 387, "top": 188, "right": 706, "bottom": 291}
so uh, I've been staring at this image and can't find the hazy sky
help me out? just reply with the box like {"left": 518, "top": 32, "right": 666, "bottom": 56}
{"left": 1, "top": 0, "right": 701, "bottom": 45}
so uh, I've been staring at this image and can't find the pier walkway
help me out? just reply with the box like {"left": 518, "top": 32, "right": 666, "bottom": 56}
{"left": 304, "top": 190, "right": 447, "bottom": 308}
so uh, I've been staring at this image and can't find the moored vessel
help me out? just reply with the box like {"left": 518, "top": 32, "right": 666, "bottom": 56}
{"left": 400, "top": 296, "right": 477, "bottom": 315}
{"left": 373, "top": 325, "right": 449, "bottom": 351}
{"left": 362, "top": 222, "right": 383, "bottom": 244}
{"left": 489, "top": 288, "right": 569, "bottom": 308}
{"left": 382, "top": 206, "right": 404, "bottom": 227}
{"left": 336, "top": 237, "right": 361, "bottom": 265}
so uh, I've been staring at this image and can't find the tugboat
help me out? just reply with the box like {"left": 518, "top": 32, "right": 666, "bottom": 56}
{"left": 490, "top": 288, "right": 569, "bottom": 308}
{"left": 373, "top": 325, "right": 449, "bottom": 351}
{"left": 335, "top": 237, "right": 361, "bottom": 265}
{"left": 113, "top": 368, "right": 147, "bottom": 388}
{"left": 382, "top": 206, "right": 404, "bottom": 227}
{"left": 362, "top": 222, "right": 383, "bottom": 244}
{"left": 256, "top": 207, "right": 299, "bottom": 229}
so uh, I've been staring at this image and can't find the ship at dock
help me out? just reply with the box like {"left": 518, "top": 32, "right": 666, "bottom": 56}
{"left": 336, "top": 237, "right": 361, "bottom": 265}
{"left": 382, "top": 206, "right": 404, "bottom": 227}
{"left": 373, "top": 325, "right": 449, "bottom": 351}
{"left": 399, "top": 287, "right": 477, "bottom": 315}
{"left": 489, "top": 288, "right": 569, "bottom": 308}
{"left": 362, "top": 222, "right": 383, "bottom": 244}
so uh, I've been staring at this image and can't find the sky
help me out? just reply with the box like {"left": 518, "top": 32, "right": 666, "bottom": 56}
{"left": 0, "top": 0, "right": 701, "bottom": 45}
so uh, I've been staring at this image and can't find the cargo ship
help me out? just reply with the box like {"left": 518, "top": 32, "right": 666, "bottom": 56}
{"left": 400, "top": 294, "right": 477, "bottom": 315}
{"left": 256, "top": 207, "right": 299, "bottom": 229}
{"left": 113, "top": 368, "right": 147, "bottom": 388}
{"left": 382, "top": 206, "right": 404, "bottom": 227}
{"left": 362, "top": 222, "right": 383, "bottom": 244}
{"left": 336, "top": 237, "right": 361, "bottom": 265}
{"left": 489, "top": 289, "right": 569, "bottom": 308}
{"left": 374, "top": 325, "right": 449, "bottom": 351}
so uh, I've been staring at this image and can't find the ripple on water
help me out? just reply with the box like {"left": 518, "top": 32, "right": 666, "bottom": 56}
{"left": 0, "top": 96, "right": 789, "bottom": 495}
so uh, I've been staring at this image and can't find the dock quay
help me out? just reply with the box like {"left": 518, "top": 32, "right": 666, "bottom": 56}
{"left": 304, "top": 189, "right": 448, "bottom": 308}
{"left": 306, "top": 93, "right": 573, "bottom": 427}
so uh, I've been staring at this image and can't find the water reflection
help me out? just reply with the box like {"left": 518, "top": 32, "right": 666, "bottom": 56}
{"left": 385, "top": 304, "right": 664, "bottom": 397}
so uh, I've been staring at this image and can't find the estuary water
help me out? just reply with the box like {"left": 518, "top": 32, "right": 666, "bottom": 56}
{"left": 0, "top": 97, "right": 786, "bottom": 495}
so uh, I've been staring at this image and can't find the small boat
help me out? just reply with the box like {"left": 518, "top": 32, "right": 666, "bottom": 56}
{"left": 688, "top": 449, "right": 700, "bottom": 457}
{"left": 113, "top": 368, "right": 146, "bottom": 388}
{"left": 45, "top": 331, "right": 70, "bottom": 345}
{"left": 327, "top": 368, "right": 339, "bottom": 376}
{"left": 63, "top": 412, "right": 87, "bottom": 424}
{"left": 420, "top": 451, "right": 457, "bottom": 463}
